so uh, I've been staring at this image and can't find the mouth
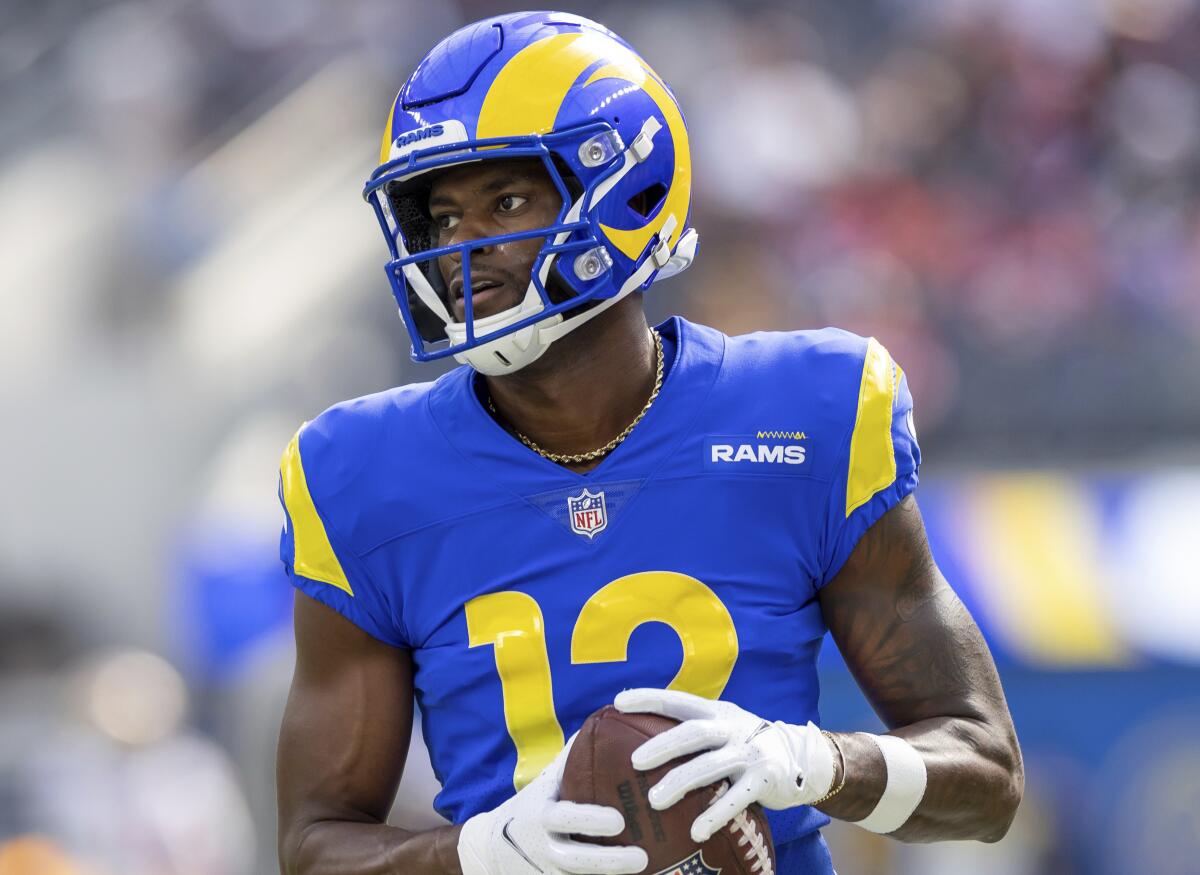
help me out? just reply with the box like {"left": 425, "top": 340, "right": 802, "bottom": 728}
{"left": 451, "top": 279, "right": 511, "bottom": 321}
{"left": 453, "top": 278, "right": 502, "bottom": 301}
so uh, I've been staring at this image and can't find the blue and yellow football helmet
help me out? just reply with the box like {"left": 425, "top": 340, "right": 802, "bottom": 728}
{"left": 363, "top": 11, "right": 698, "bottom": 375}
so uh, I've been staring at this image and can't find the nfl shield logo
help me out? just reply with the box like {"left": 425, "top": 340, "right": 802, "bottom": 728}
{"left": 653, "top": 850, "right": 720, "bottom": 875}
{"left": 567, "top": 488, "right": 607, "bottom": 539}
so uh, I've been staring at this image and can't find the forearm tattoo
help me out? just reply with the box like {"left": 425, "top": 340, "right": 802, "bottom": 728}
{"left": 816, "top": 496, "right": 1023, "bottom": 841}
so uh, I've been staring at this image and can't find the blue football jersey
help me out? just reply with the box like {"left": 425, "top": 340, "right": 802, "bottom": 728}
{"left": 278, "top": 317, "right": 920, "bottom": 873}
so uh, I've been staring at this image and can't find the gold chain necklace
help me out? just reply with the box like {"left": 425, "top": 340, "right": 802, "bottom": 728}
{"left": 487, "top": 328, "right": 664, "bottom": 465}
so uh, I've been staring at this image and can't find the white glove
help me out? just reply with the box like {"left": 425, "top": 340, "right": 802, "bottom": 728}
{"left": 614, "top": 688, "right": 836, "bottom": 843}
{"left": 458, "top": 733, "right": 649, "bottom": 875}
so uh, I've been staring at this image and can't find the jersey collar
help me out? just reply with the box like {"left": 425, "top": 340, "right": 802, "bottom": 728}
{"left": 426, "top": 316, "right": 725, "bottom": 494}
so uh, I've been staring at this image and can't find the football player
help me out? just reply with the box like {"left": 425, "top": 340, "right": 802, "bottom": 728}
{"left": 276, "top": 12, "right": 1022, "bottom": 875}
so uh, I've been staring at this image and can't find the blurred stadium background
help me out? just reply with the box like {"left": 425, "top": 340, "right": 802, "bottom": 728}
{"left": 2, "top": 0, "right": 1199, "bottom": 872}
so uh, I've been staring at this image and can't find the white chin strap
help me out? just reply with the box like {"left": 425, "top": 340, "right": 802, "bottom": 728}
{"left": 425, "top": 117, "right": 697, "bottom": 376}
{"left": 452, "top": 266, "right": 631, "bottom": 376}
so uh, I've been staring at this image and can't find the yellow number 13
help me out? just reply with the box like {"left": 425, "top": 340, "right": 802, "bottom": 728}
{"left": 465, "top": 571, "right": 739, "bottom": 790}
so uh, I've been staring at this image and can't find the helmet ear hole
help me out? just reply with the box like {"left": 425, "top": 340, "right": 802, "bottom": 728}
{"left": 627, "top": 183, "right": 667, "bottom": 218}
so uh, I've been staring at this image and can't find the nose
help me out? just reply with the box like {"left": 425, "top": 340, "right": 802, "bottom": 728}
{"left": 445, "top": 212, "right": 497, "bottom": 264}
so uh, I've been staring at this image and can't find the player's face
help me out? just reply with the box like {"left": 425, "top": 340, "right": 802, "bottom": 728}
{"left": 429, "top": 160, "right": 563, "bottom": 322}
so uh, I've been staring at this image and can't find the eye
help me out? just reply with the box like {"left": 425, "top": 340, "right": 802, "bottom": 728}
{"left": 498, "top": 194, "right": 528, "bottom": 212}
{"left": 434, "top": 214, "right": 460, "bottom": 231}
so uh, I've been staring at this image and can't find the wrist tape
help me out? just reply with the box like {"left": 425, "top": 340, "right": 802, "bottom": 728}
{"left": 853, "top": 734, "right": 927, "bottom": 834}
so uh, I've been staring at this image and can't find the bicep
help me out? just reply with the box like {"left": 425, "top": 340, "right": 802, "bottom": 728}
{"left": 278, "top": 591, "right": 414, "bottom": 836}
{"left": 817, "top": 495, "right": 1009, "bottom": 729}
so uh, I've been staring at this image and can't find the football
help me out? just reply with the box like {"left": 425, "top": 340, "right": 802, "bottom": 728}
{"left": 559, "top": 705, "right": 776, "bottom": 875}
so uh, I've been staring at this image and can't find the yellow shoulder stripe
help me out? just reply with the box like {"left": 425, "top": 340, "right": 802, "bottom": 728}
{"left": 280, "top": 429, "right": 354, "bottom": 596}
{"left": 845, "top": 338, "right": 898, "bottom": 518}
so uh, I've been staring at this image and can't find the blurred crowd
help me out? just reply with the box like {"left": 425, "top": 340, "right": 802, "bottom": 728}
{"left": 2, "top": 1, "right": 1199, "bottom": 873}
{"left": 5, "top": 0, "right": 1200, "bottom": 463}
{"left": 645, "top": 0, "right": 1200, "bottom": 460}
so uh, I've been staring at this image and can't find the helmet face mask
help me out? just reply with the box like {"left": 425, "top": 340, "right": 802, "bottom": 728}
{"left": 362, "top": 13, "right": 699, "bottom": 375}
{"left": 379, "top": 156, "right": 584, "bottom": 346}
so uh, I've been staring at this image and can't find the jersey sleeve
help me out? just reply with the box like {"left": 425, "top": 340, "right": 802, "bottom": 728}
{"left": 278, "top": 425, "right": 408, "bottom": 648}
{"left": 818, "top": 337, "right": 922, "bottom": 588}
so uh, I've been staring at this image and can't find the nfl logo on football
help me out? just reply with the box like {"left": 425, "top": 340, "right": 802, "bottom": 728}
{"left": 567, "top": 488, "right": 607, "bottom": 539}
{"left": 657, "top": 850, "right": 720, "bottom": 875}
